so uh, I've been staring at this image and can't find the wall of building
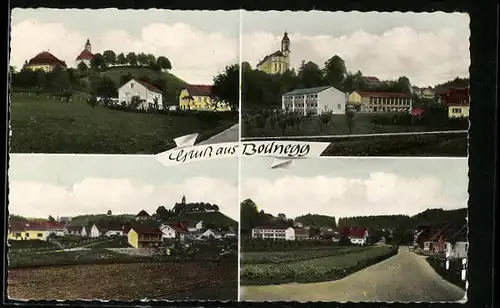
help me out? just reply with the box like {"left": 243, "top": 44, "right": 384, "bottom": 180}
{"left": 448, "top": 105, "right": 469, "bottom": 118}
{"left": 317, "top": 87, "right": 346, "bottom": 114}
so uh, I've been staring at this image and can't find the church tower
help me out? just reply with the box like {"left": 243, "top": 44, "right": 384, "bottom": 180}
{"left": 181, "top": 195, "right": 186, "bottom": 204}
{"left": 84, "top": 39, "right": 91, "bottom": 53}
{"left": 281, "top": 32, "right": 290, "bottom": 57}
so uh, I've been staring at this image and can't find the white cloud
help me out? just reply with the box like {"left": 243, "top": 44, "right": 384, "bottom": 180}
{"left": 242, "top": 26, "right": 469, "bottom": 86}
{"left": 9, "top": 20, "right": 238, "bottom": 84}
{"left": 9, "top": 176, "right": 239, "bottom": 221}
{"left": 242, "top": 172, "right": 464, "bottom": 219}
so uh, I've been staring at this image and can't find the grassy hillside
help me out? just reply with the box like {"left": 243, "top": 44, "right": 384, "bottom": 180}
{"left": 67, "top": 214, "right": 136, "bottom": 227}
{"left": 100, "top": 66, "right": 187, "bottom": 87}
{"left": 295, "top": 214, "right": 337, "bottom": 228}
{"left": 180, "top": 211, "right": 237, "bottom": 228}
{"left": 10, "top": 93, "right": 236, "bottom": 153}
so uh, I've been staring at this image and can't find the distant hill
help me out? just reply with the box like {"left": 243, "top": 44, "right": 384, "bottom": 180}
{"left": 68, "top": 214, "right": 135, "bottom": 227}
{"left": 337, "top": 208, "right": 467, "bottom": 230}
{"left": 99, "top": 66, "right": 188, "bottom": 89}
{"left": 294, "top": 214, "right": 337, "bottom": 228}
{"left": 178, "top": 211, "right": 237, "bottom": 229}
{"left": 433, "top": 77, "right": 469, "bottom": 93}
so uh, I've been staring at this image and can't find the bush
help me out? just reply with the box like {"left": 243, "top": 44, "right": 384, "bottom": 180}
{"left": 426, "top": 255, "right": 466, "bottom": 289}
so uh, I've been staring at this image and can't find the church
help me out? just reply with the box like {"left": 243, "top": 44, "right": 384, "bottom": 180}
{"left": 74, "top": 39, "right": 95, "bottom": 68}
{"left": 256, "top": 32, "right": 291, "bottom": 75}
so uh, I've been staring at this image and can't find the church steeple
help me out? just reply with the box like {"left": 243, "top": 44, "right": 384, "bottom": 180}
{"left": 281, "top": 31, "right": 290, "bottom": 56}
{"left": 84, "top": 39, "right": 91, "bottom": 53}
{"left": 181, "top": 195, "right": 186, "bottom": 204}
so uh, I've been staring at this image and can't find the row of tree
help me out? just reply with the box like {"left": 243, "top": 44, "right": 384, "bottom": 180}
{"left": 82, "top": 50, "right": 172, "bottom": 72}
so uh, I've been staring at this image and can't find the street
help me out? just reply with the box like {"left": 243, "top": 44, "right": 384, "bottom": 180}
{"left": 240, "top": 247, "right": 466, "bottom": 302}
{"left": 198, "top": 124, "right": 239, "bottom": 145}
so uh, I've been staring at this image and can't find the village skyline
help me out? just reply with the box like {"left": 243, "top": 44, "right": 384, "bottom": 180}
{"left": 11, "top": 9, "right": 469, "bottom": 86}
{"left": 8, "top": 154, "right": 239, "bottom": 221}
{"left": 241, "top": 157, "right": 468, "bottom": 219}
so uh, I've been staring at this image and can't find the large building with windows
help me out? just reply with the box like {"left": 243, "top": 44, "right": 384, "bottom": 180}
{"left": 282, "top": 86, "right": 346, "bottom": 116}
{"left": 346, "top": 91, "right": 413, "bottom": 113}
{"left": 179, "top": 85, "right": 231, "bottom": 111}
{"left": 256, "top": 32, "right": 291, "bottom": 75}
{"left": 251, "top": 226, "right": 310, "bottom": 241}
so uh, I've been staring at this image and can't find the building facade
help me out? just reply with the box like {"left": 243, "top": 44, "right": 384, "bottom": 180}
{"left": 347, "top": 91, "right": 413, "bottom": 113}
{"left": 127, "top": 227, "right": 163, "bottom": 248}
{"left": 179, "top": 85, "right": 230, "bottom": 111}
{"left": 256, "top": 32, "right": 291, "bottom": 75}
{"left": 439, "top": 88, "right": 470, "bottom": 119}
{"left": 282, "top": 86, "right": 346, "bottom": 116}
{"left": 252, "top": 226, "right": 295, "bottom": 241}
{"left": 118, "top": 79, "right": 164, "bottom": 111}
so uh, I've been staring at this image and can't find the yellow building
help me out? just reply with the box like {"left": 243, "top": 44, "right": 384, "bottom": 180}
{"left": 127, "top": 226, "right": 163, "bottom": 248}
{"left": 256, "top": 32, "right": 291, "bottom": 75}
{"left": 179, "top": 85, "right": 231, "bottom": 111}
{"left": 24, "top": 51, "right": 67, "bottom": 72}
{"left": 346, "top": 91, "right": 413, "bottom": 113}
{"left": 448, "top": 105, "right": 470, "bottom": 118}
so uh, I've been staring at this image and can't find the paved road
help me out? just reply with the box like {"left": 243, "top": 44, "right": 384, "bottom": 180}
{"left": 241, "top": 247, "right": 466, "bottom": 302}
{"left": 198, "top": 124, "right": 239, "bottom": 145}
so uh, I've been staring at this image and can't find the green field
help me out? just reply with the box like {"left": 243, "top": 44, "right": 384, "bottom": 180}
{"left": 99, "top": 66, "right": 187, "bottom": 90}
{"left": 10, "top": 94, "right": 236, "bottom": 153}
{"left": 86, "top": 236, "right": 132, "bottom": 248}
{"left": 241, "top": 246, "right": 398, "bottom": 285}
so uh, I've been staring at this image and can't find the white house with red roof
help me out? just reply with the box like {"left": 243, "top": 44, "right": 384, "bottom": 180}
{"left": 343, "top": 227, "right": 369, "bottom": 245}
{"left": 118, "top": 78, "right": 164, "bottom": 110}
{"left": 74, "top": 39, "right": 95, "bottom": 68}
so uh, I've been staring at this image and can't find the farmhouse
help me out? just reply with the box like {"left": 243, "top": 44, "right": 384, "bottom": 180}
{"left": 179, "top": 85, "right": 231, "bottom": 111}
{"left": 294, "top": 227, "right": 310, "bottom": 240}
{"left": 347, "top": 91, "right": 413, "bottom": 113}
{"left": 24, "top": 51, "right": 67, "bottom": 72}
{"left": 8, "top": 221, "right": 66, "bottom": 241}
{"left": 438, "top": 87, "right": 469, "bottom": 119}
{"left": 118, "top": 78, "right": 164, "bottom": 111}
{"left": 201, "top": 229, "right": 223, "bottom": 239}
{"left": 160, "top": 223, "right": 189, "bottom": 241}
{"left": 252, "top": 225, "right": 295, "bottom": 241}
{"left": 343, "top": 227, "right": 369, "bottom": 245}
{"left": 66, "top": 225, "right": 81, "bottom": 236}
{"left": 127, "top": 225, "right": 163, "bottom": 248}
{"left": 185, "top": 220, "right": 204, "bottom": 232}
{"left": 135, "top": 210, "right": 150, "bottom": 221}
{"left": 282, "top": 86, "right": 346, "bottom": 116}
{"left": 90, "top": 223, "right": 124, "bottom": 237}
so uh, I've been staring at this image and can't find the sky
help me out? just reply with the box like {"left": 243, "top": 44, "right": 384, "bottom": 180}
{"left": 8, "top": 154, "right": 239, "bottom": 221}
{"left": 10, "top": 9, "right": 469, "bottom": 86}
{"left": 241, "top": 157, "right": 469, "bottom": 219}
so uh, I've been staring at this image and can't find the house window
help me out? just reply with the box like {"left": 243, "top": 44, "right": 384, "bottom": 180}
{"left": 130, "top": 83, "right": 134, "bottom": 88}
{"left": 37, "top": 233, "right": 43, "bottom": 238}
{"left": 15, "top": 232, "right": 21, "bottom": 237}
{"left": 25, "top": 233, "right": 30, "bottom": 237}
{"left": 337, "top": 104, "right": 342, "bottom": 109}
{"left": 452, "top": 108, "right": 462, "bottom": 113}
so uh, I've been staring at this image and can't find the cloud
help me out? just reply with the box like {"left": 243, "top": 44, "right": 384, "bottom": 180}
{"left": 9, "top": 20, "right": 238, "bottom": 84}
{"left": 242, "top": 26, "right": 469, "bottom": 86}
{"left": 9, "top": 176, "right": 239, "bottom": 221}
{"left": 242, "top": 172, "right": 464, "bottom": 219}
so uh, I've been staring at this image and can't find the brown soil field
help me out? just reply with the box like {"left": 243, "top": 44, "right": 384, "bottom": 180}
{"left": 7, "top": 262, "right": 237, "bottom": 301}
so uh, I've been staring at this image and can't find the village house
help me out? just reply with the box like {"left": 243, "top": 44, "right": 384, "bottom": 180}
{"left": 127, "top": 225, "right": 163, "bottom": 248}
{"left": 8, "top": 221, "right": 66, "bottom": 241}
{"left": 438, "top": 87, "right": 470, "bottom": 119}
{"left": 160, "top": 223, "right": 189, "bottom": 241}
{"left": 179, "top": 85, "right": 231, "bottom": 111}
{"left": 185, "top": 220, "right": 204, "bottom": 232}
{"left": 343, "top": 227, "right": 369, "bottom": 245}
{"left": 118, "top": 78, "right": 164, "bottom": 111}
{"left": 282, "top": 86, "right": 346, "bottom": 116}
{"left": 201, "top": 229, "right": 223, "bottom": 240}
{"left": 66, "top": 225, "right": 81, "bottom": 236}
{"left": 90, "top": 223, "right": 124, "bottom": 238}
{"left": 23, "top": 51, "right": 67, "bottom": 72}
{"left": 347, "top": 91, "right": 413, "bottom": 113}
{"left": 135, "top": 210, "right": 151, "bottom": 221}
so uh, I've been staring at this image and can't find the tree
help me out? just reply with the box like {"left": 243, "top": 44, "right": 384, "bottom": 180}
{"left": 277, "top": 213, "right": 287, "bottom": 221}
{"left": 107, "top": 210, "right": 112, "bottom": 216}
{"left": 346, "top": 110, "right": 355, "bottom": 134}
{"left": 48, "top": 215, "right": 56, "bottom": 222}
{"left": 323, "top": 55, "right": 347, "bottom": 87}
{"left": 240, "top": 199, "right": 259, "bottom": 235}
{"left": 297, "top": 61, "right": 326, "bottom": 88}
{"left": 137, "top": 52, "right": 148, "bottom": 66}
{"left": 212, "top": 63, "right": 239, "bottom": 112}
{"left": 102, "top": 50, "right": 117, "bottom": 66}
{"left": 116, "top": 53, "right": 127, "bottom": 65}
{"left": 126, "top": 52, "right": 138, "bottom": 66}
{"left": 146, "top": 54, "right": 156, "bottom": 66}
{"left": 92, "top": 76, "right": 117, "bottom": 101}
{"left": 395, "top": 76, "right": 412, "bottom": 94}
{"left": 156, "top": 56, "right": 172, "bottom": 70}
{"left": 77, "top": 61, "right": 88, "bottom": 75}
{"left": 50, "top": 67, "right": 70, "bottom": 92}
{"left": 90, "top": 53, "right": 106, "bottom": 70}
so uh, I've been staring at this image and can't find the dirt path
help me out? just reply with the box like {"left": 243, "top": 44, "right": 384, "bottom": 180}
{"left": 241, "top": 247, "right": 465, "bottom": 302}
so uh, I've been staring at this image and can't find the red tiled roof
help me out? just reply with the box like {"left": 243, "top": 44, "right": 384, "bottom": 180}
{"left": 11, "top": 221, "right": 66, "bottom": 231}
{"left": 131, "top": 225, "right": 163, "bottom": 235}
{"left": 363, "top": 76, "right": 380, "bottom": 81}
{"left": 411, "top": 107, "right": 425, "bottom": 116}
{"left": 136, "top": 80, "right": 163, "bottom": 93}
{"left": 343, "top": 227, "right": 368, "bottom": 239}
{"left": 75, "top": 49, "right": 95, "bottom": 61}
{"left": 27, "top": 51, "right": 67, "bottom": 68}
{"left": 136, "top": 210, "right": 150, "bottom": 217}
{"left": 357, "top": 91, "right": 410, "bottom": 98}
{"left": 186, "top": 85, "right": 213, "bottom": 97}
{"left": 439, "top": 88, "right": 469, "bottom": 105}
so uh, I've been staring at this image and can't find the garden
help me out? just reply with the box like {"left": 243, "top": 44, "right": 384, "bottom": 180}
{"left": 240, "top": 245, "right": 398, "bottom": 285}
